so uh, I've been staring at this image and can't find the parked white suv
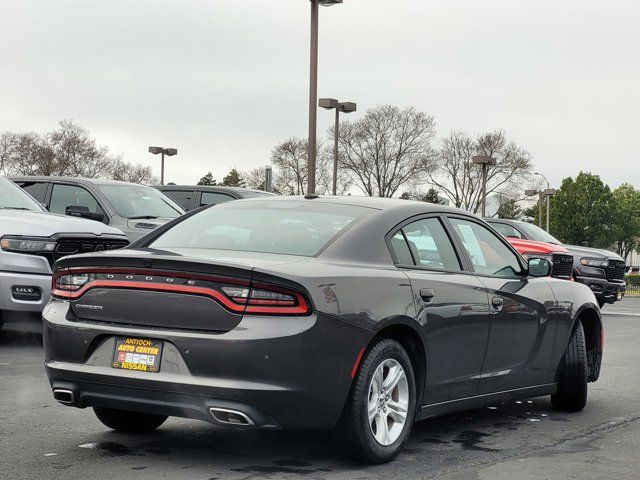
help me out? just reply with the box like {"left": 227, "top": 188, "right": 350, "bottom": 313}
{"left": 0, "top": 177, "right": 129, "bottom": 330}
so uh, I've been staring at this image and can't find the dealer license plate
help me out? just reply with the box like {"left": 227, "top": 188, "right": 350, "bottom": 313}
{"left": 112, "top": 337, "right": 163, "bottom": 373}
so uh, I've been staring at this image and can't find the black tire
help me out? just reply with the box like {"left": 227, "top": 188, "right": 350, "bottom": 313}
{"left": 551, "top": 321, "right": 588, "bottom": 412}
{"left": 336, "top": 338, "right": 416, "bottom": 464}
{"left": 93, "top": 407, "right": 168, "bottom": 432}
{"left": 597, "top": 299, "right": 606, "bottom": 309}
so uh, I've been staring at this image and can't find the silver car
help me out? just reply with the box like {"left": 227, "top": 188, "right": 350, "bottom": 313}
{"left": 0, "top": 177, "right": 128, "bottom": 330}
{"left": 10, "top": 176, "right": 185, "bottom": 242}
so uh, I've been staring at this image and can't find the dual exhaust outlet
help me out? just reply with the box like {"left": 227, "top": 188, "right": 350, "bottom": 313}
{"left": 53, "top": 389, "right": 254, "bottom": 426}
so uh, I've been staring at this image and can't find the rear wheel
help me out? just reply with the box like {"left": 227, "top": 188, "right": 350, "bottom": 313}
{"left": 337, "top": 338, "right": 416, "bottom": 464}
{"left": 551, "top": 321, "right": 588, "bottom": 412}
{"left": 93, "top": 407, "right": 167, "bottom": 432}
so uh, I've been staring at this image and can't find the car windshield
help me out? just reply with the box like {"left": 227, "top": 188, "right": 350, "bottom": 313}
{"left": 516, "top": 221, "right": 562, "bottom": 244}
{"left": 98, "top": 184, "right": 183, "bottom": 219}
{"left": 148, "top": 200, "right": 373, "bottom": 257}
{"left": 0, "top": 177, "right": 45, "bottom": 212}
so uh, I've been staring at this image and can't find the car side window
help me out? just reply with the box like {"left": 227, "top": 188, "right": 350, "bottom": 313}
{"left": 50, "top": 184, "right": 103, "bottom": 216}
{"left": 390, "top": 231, "right": 414, "bottom": 265}
{"left": 18, "top": 182, "right": 48, "bottom": 203}
{"left": 491, "top": 222, "right": 523, "bottom": 239}
{"left": 162, "top": 190, "right": 193, "bottom": 211}
{"left": 200, "top": 192, "right": 235, "bottom": 207}
{"left": 390, "top": 218, "right": 461, "bottom": 271}
{"left": 449, "top": 218, "right": 523, "bottom": 277}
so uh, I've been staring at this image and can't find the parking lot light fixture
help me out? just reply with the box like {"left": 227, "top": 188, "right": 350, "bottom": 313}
{"left": 472, "top": 155, "right": 497, "bottom": 217}
{"left": 148, "top": 146, "right": 178, "bottom": 186}
{"left": 320, "top": 98, "right": 357, "bottom": 195}
{"left": 525, "top": 188, "right": 543, "bottom": 227}
{"left": 307, "top": 0, "right": 343, "bottom": 195}
{"left": 535, "top": 172, "right": 554, "bottom": 232}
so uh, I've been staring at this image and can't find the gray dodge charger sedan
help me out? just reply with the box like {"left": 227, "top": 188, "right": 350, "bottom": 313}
{"left": 43, "top": 196, "right": 603, "bottom": 463}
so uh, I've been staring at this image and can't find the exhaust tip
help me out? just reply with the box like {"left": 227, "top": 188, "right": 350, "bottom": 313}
{"left": 209, "top": 407, "right": 254, "bottom": 426}
{"left": 53, "top": 389, "right": 75, "bottom": 405}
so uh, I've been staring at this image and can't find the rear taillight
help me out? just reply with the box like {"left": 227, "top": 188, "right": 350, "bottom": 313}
{"left": 52, "top": 269, "right": 310, "bottom": 316}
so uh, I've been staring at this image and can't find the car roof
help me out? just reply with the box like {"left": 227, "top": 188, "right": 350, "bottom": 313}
{"left": 9, "top": 176, "right": 152, "bottom": 187}
{"left": 156, "top": 185, "right": 275, "bottom": 196}
{"left": 231, "top": 194, "right": 470, "bottom": 215}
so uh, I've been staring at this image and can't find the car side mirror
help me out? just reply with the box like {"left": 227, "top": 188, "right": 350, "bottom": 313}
{"left": 65, "top": 205, "right": 105, "bottom": 222}
{"left": 528, "top": 257, "right": 552, "bottom": 277}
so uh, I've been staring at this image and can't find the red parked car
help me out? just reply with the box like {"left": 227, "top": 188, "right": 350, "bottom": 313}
{"left": 505, "top": 238, "right": 574, "bottom": 280}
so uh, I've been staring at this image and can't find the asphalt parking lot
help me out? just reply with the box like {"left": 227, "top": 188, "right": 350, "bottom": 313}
{"left": 1, "top": 299, "right": 639, "bottom": 480}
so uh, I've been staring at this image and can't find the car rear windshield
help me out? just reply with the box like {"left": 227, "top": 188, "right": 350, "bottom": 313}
{"left": 148, "top": 200, "right": 373, "bottom": 257}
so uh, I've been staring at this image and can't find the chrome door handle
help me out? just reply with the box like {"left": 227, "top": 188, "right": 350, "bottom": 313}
{"left": 420, "top": 288, "right": 435, "bottom": 303}
{"left": 491, "top": 297, "right": 504, "bottom": 311}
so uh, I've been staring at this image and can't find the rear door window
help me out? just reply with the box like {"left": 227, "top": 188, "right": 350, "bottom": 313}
{"left": 162, "top": 190, "right": 194, "bottom": 211}
{"left": 200, "top": 192, "right": 235, "bottom": 207}
{"left": 18, "top": 182, "right": 48, "bottom": 203}
{"left": 389, "top": 217, "right": 461, "bottom": 271}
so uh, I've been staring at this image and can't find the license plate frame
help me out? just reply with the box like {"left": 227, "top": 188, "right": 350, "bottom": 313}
{"left": 112, "top": 337, "right": 163, "bottom": 373}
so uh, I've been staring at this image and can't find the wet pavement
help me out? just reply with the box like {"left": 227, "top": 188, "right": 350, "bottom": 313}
{"left": 1, "top": 299, "right": 639, "bottom": 479}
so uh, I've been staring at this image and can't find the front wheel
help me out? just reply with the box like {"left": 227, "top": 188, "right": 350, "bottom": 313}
{"left": 336, "top": 338, "right": 416, "bottom": 464}
{"left": 551, "top": 321, "right": 588, "bottom": 412}
{"left": 93, "top": 407, "right": 168, "bottom": 432}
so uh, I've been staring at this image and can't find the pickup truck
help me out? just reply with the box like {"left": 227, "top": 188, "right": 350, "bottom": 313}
{"left": 487, "top": 218, "right": 625, "bottom": 307}
{"left": 0, "top": 177, "right": 129, "bottom": 331}
{"left": 505, "top": 237, "right": 574, "bottom": 280}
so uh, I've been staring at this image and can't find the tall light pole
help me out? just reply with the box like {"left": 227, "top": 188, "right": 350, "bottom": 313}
{"left": 472, "top": 155, "right": 497, "bottom": 217}
{"left": 307, "top": 0, "right": 343, "bottom": 195}
{"left": 535, "top": 172, "right": 555, "bottom": 232}
{"left": 148, "top": 146, "right": 178, "bottom": 185}
{"left": 319, "top": 98, "right": 356, "bottom": 195}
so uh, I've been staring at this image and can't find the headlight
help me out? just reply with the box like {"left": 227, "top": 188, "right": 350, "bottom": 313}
{"left": 0, "top": 237, "right": 56, "bottom": 253}
{"left": 580, "top": 258, "right": 609, "bottom": 268}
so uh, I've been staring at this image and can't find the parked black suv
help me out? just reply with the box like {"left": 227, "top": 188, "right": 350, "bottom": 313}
{"left": 486, "top": 218, "right": 626, "bottom": 307}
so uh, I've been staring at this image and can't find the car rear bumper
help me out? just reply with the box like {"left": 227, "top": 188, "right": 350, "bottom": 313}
{"left": 574, "top": 276, "right": 626, "bottom": 303}
{"left": 43, "top": 302, "right": 372, "bottom": 430}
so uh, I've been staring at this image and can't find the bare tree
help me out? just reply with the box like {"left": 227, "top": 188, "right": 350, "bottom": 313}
{"left": 429, "top": 130, "right": 533, "bottom": 213}
{"left": 1, "top": 120, "right": 155, "bottom": 184}
{"left": 336, "top": 105, "right": 437, "bottom": 197}
{"left": 270, "top": 137, "right": 340, "bottom": 195}
{"left": 243, "top": 167, "right": 268, "bottom": 190}
{"left": 110, "top": 159, "right": 157, "bottom": 185}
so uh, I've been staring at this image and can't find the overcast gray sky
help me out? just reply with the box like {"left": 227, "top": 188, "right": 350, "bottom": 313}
{"left": 1, "top": 0, "right": 638, "bottom": 189}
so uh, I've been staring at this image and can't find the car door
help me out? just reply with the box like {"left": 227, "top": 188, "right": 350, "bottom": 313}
{"left": 446, "top": 216, "right": 555, "bottom": 393}
{"left": 49, "top": 183, "right": 108, "bottom": 222}
{"left": 388, "top": 215, "right": 491, "bottom": 405}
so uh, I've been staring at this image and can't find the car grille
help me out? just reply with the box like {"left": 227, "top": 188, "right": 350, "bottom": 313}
{"left": 38, "top": 238, "right": 129, "bottom": 266}
{"left": 551, "top": 253, "right": 574, "bottom": 279}
{"left": 606, "top": 260, "right": 626, "bottom": 282}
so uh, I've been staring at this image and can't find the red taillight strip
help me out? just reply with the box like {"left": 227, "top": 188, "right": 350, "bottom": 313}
{"left": 52, "top": 269, "right": 310, "bottom": 316}
{"left": 52, "top": 280, "right": 248, "bottom": 313}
